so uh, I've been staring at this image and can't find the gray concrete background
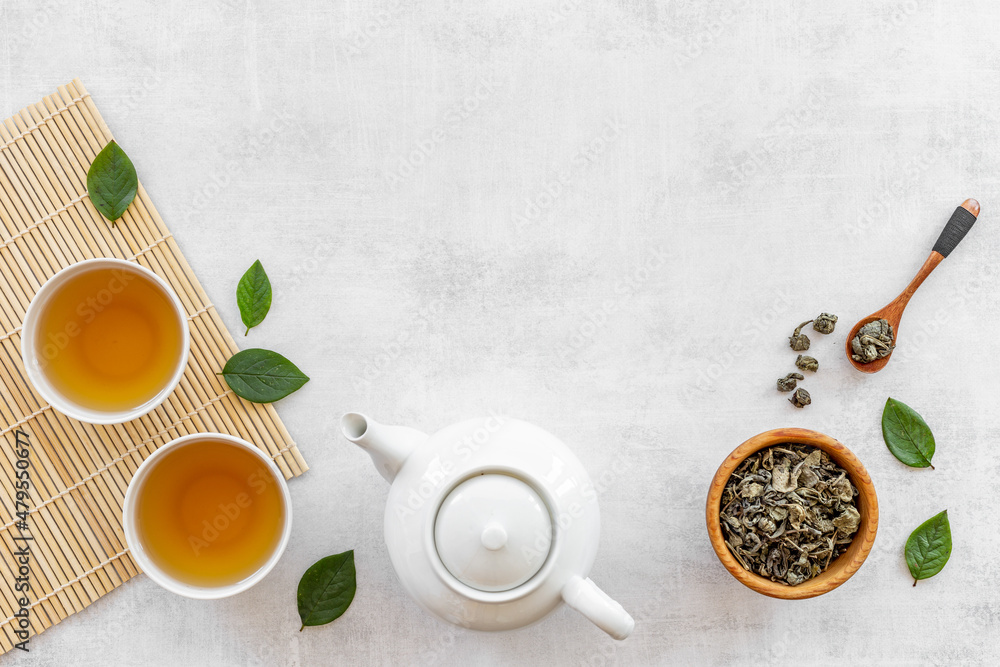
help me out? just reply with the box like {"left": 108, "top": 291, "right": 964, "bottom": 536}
{"left": 3, "top": 0, "right": 1000, "bottom": 665}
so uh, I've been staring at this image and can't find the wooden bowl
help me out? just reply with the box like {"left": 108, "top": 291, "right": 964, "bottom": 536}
{"left": 706, "top": 428, "right": 878, "bottom": 599}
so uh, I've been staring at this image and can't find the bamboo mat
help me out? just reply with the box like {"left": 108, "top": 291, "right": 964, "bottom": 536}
{"left": 0, "top": 79, "right": 309, "bottom": 653}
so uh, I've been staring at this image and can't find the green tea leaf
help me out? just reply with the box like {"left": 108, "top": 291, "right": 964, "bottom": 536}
{"left": 86, "top": 141, "right": 138, "bottom": 224}
{"left": 219, "top": 348, "right": 309, "bottom": 403}
{"left": 298, "top": 550, "right": 357, "bottom": 630}
{"left": 905, "top": 510, "right": 952, "bottom": 586}
{"left": 882, "top": 397, "right": 936, "bottom": 469}
{"left": 237, "top": 260, "right": 272, "bottom": 335}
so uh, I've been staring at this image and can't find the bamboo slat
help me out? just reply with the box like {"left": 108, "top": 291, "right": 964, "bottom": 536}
{"left": 0, "top": 79, "right": 308, "bottom": 653}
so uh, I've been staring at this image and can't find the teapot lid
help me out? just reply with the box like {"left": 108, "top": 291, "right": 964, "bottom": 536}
{"left": 434, "top": 474, "right": 552, "bottom": 592}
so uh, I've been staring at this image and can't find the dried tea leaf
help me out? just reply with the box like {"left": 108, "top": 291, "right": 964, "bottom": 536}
{"left": 788, "top": 388, "right": 811, "bottom": 408}
{"left": 812, "top": 313, "right": 838, "bottom": 334}
{"left": 787, "top": 504, "right": 806, "bottom": 529}
{"left": 813, "top": 516, "right": 835, "bottom": 534}
{"left": 802, "top": 449, "right": 822, "bottom": 468}
{"left": 833, "top": 506, "right": 861, "bottom": 535}
{"left": 797, "top": 467, "right": 819, "bottom": 489}
{"left": 762, "top": 448, "right": 774, "bottom": 469}
{"left": 788, "top": 320, "right": 813, "bottom": 351}
{"left": 772, "top": 461, "right": 794, "bottom": 492}
{"left": 788, "top": 461, "right": 805, "bottom": 489}
{"left": 905, "top": 510, "right": 952, "bottom": 586}
{"left": 831, "top": 476, "right": 854, "bottom": 502}
{"left": 882, "top": 398, "right": 935, "bottom": 469}
{"left": 776, "top": 372, "right": 804, "bottom": 392}
{"left": 795, "top": 355, "right": 819, "bottom": 372}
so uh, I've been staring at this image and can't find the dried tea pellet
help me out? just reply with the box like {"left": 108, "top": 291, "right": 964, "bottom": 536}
{"left": 788, "top": 320, "right": 812, "bottom": 351}
{"left": 812, "top": 313, "right": 838, "bottom": 334}
{"left": 776, "top": 372, "right": 804, "bottom": 392}
{"left": 795, "top": 355, "right": 819, "bottom": 372}
{"left": 788, "top": 387, "right": 811, "bottom": 408}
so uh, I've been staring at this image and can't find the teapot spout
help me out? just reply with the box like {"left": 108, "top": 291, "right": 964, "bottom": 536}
{"left": 563, "top": 576, "right": 634, "bottom": 640}
{"left": 341, "top": 413, "right": 427, "bottom": 483}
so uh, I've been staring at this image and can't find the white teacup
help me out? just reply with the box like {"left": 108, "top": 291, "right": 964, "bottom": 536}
{"left": 123, "top": 433, "right": 293, "bottom": 599}
{"left": 21, "top": 258, "right": 190, "bottom": 424}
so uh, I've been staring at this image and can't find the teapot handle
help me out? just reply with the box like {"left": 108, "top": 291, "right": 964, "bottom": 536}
{"left": 562, "top": 576, "right": 634, "bottom": 640}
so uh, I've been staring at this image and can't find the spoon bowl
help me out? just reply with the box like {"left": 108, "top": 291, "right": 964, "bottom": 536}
{"left": 845, "top": 316, "right": 895, "bottom": 374}
{"left": 846, "top": 198, "right": 980, "bottom": 373}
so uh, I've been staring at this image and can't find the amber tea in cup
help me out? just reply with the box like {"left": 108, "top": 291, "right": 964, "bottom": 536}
{"left": 22, "top": 258, "right": 189, "bottom": 424}
{"left": 38, "top": 266, "right": 181, "bottom": 408}
{"left": 124, "top": 434, "right": 292, "bottom": 596}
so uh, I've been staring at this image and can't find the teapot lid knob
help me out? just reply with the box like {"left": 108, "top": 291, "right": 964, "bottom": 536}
{"left": 480, "top": 522, "right": 508, "bottom": 551}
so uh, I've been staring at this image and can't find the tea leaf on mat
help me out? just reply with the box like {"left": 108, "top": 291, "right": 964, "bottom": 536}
{"left": 882, "top": 397, "right": 936, "bottom": 469}
{"left": 219, "top": 348, "right": 309, "bottom": 403}
{"left": 87, "top": 141, "right": 138, "bottom": 224}
{"left": 237, "top": 259, "right": 272, "bottom": 335}
{"left": 905, "top": 510, "right": 952, "bottom": 586}
{"left": 298, "top": 550, "right": 357, "bottom": 630}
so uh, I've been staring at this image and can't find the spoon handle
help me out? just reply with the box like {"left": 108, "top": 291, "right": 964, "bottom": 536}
{"left": 931, "top": 199, "right": 980, "bottom": 257}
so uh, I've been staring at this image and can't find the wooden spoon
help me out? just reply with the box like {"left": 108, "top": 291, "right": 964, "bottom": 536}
{"left": 845, "top": 199, "right": 980, "bottom": 373}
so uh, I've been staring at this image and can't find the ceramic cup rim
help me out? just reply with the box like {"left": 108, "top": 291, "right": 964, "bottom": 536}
{"left": 705, "top": 427, "right": 879, "bottom": 600}
{"left": 20, "top": 258, "right": 190, "bottom": 425}
{"left": 122, "top": 432, "right": 293, "bottom": 599}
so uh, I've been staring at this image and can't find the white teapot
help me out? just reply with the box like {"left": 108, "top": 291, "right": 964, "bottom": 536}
{"left": 341, "top": 412, "right": 634, "bottom": 640}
